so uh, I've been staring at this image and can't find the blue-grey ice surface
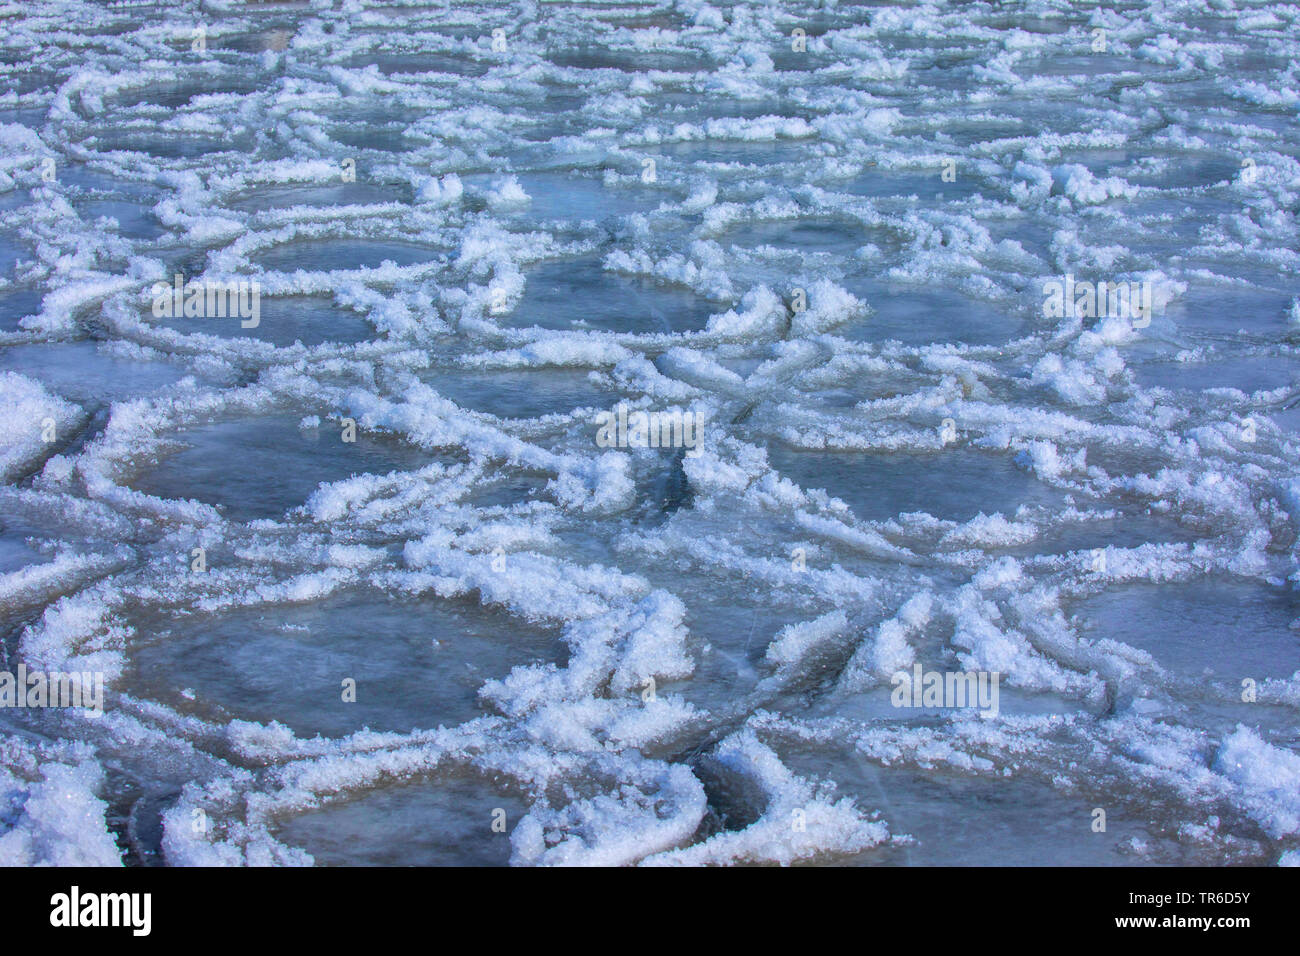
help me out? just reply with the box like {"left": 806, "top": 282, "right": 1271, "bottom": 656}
{"left": 0, "top": 0, "right": 1298, "bottom": 867}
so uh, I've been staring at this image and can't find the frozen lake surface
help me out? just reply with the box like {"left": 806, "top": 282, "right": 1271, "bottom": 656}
{"left": 0, "top": 0, "right": 1298, "bottom": 867}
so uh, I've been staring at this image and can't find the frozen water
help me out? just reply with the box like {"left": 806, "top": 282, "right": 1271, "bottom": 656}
{"left": 226, "top": 183, "right": 411, "bottom": 212}
{"left": 343, "top": 52, "right": 492, "bottom": 78}
{"left": 153, "top": 296, "right": 373, "bottom": 348}
{"left": 0, "top": 529, "right": 44, "bottom": 575}
{"left": 275, "top": 774, "right": 527, "bottom": 866}
{"left": 255, "top": 240, "right": 443, "bottom": 273}
{"left": 427, "top": 367, "right": 613, "bottom": 420}
{"left": 460, "top": 172, "right": 658, "bottom": 224}
{"left": 0, "top": 289, "right": 42, "bottom": 332}
{"left": 823, "top": 758, "right": 1174, "bottom": 866}
{"left": 505, "top": 259, "right": 715, "bottom": 334}
{"left": 1133, "top": 353, "right": 1299, "bottom": 394}
{"left": 130, "top": 415, "right": 435, "bottom": 522}
{"left": 766, "top": 445, "right": 1062, "bottom": 524}
{"left": 0, "top": 342, "right": 184, "bottom": 404}
{"left": 2, "top": 0, "right": 1299, "bottom": 868}
{"left": 127, "top": 589, "right": 563, "bottom": 738}
{"left": 75, "top": 199, "right": 165, "bottom": 241}
{"left": 837, "top": 280, "right": 1029, "bottom": 347}
{"left": 1074, "top": 580, "right": 1300, "bottom": 683}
